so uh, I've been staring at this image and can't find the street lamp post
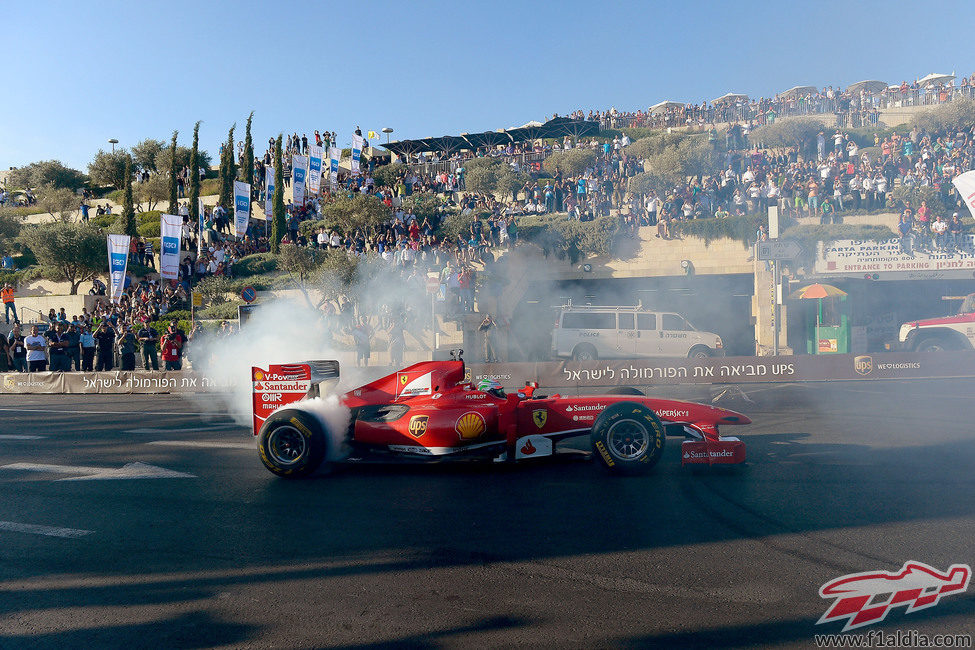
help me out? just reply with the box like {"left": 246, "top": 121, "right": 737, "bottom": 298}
{"left": 108, "top": 138, "right": 119, "bottom": 154}
{"left": 382, "top": 127, "right": 393, "bottom": 144}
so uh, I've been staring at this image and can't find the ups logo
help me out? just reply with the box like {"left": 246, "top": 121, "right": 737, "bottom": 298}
{"left": 854, "top": 355, "right": 873, "bottom": 376}
{"left": 408, "top": 415, "right": 429, "bottom": 438}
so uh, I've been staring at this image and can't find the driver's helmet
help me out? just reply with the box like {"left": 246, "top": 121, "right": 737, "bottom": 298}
{"left": 476, "top": 378, "right": 505, "bottom": 398}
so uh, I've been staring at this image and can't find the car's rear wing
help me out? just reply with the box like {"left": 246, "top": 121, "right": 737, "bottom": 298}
{"left": 251, "top": 360, "right": 340, "bottom": 435}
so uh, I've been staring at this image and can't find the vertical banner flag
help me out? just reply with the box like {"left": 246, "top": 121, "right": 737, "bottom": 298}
{"left": 952, "top": 170, "right": 975, "bottom": 219}
{"left": 292, "top": 155, "right": 307, "bottom": 206}
{"left": 265, "top": 166, "right": 275, "bottom": 218}
{"left": 351, "top": 134, "right": 363, "bottom": 176}
{"left": 107, "top": 234, "right": 130, "bottom": 304}
{"left": 159, "top": 213, "right": 182, "bottom": 280}
{"left": 233, "top": 180, "right": 251, "bottom": 237}
{"left": 329, "top": 146, "right": 339, "bottom": 189}
{"left": 198, "top": 198, "right": 205, "bottom": 255}
{"left": 308, "top": 145, "right": 323, "bottom": 193}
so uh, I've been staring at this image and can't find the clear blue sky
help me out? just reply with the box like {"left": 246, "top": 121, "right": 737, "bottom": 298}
{"left": 2, "top": 0, "right": 973, "bottom": 172}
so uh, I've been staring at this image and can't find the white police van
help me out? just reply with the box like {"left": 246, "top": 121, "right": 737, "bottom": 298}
{"left": 552, "top": 302, "right": 723, "bottom": 360}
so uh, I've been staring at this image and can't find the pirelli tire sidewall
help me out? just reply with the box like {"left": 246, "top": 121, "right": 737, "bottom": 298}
{"left": 258, "top": 408, "right": 328, "bottom": 478}
{"left": 590, "top": 401, "right": 665, "bottom": 475}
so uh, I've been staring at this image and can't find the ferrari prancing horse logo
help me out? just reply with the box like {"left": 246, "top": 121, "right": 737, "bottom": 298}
{"left": 532, "top": 409, "right": 547, "bottom": 429}
{"left": 408, "top": 415, "right": 429, "bottom": 438}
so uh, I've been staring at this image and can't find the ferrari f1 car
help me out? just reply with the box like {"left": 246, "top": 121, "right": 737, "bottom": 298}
{"left": 251, "top": 355, "right": 750, "bottom": 478}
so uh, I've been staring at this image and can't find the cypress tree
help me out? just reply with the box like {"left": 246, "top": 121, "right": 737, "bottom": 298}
{"left": 271, "top": 135, "right": 286, "bottom": 253}
{"left": 167, "top": 130, "right": 179, "bottom": 214}
{"left": 243, "top": 111, "right": 254, "bottom": 185}
{"left": 218, "top": 124, "right": 236, "bottom": 210}
{"left": 189, "top": 121, "right": 201, "bottom": 227}
{"left": 118, "top": 155, "right": 138, "bottom": 237}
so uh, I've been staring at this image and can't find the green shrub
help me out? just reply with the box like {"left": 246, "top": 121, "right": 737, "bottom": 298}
{"left": 234, "top": 253, "right": 278, "bottom": 277}
{"left": 91, "top": 213, "right": 115, "bottom": 228}
{"left": 106, "top": 189, "right": 125, "bottom": 204}
{"left": 519, "top": 213, "right": 623, "bottom": 262}
{"left": 676, "top": 214, "right": 765, "bottom": 248}
{"left": 200, "top": 178, "right": 220, "bottom": 196}
{"left": 198, "top": 300, "right": 244, "bottom": 320}
{"left": 0, "top": 267, "right": 42, "bottom": 287}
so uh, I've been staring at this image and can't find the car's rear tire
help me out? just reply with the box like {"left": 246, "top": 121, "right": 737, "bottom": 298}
{"left": 606, "top": 386, "right": 645, "bottom": 396}
{"left": 258, "top": 409, "right": 328, "bottom": 478}
{"left": 916, "top": 337, "right": 950, "bottom": 352}
{"left": 590, "top": 402, "right": 665, "bottom": 475}
{"left": 572, "top": 344, "right": 598, "bottom": 361}
{"left": 688, "top": 346, "right": 711, "bottom": 359}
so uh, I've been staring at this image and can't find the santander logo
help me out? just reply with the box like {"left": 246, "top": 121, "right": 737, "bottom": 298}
{"left": 520, "top": 440, "right": 536, "bottom": 455}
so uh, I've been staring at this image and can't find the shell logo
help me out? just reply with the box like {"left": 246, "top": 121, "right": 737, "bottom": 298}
{"left": 254, "top": 370, "right": 265, "bottom": 381}
{"left": 455, "top": 411, "right": 486, "bottom": 440}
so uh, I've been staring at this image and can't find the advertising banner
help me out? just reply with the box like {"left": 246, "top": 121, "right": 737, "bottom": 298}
{"left": 292, "top": 155, "right": 307, "bottom": 205}
{"left": 952, "top": 170, "right": 975, "bottom": 219}
{"left": 107, "top": 234, "right": 130, "bottom": 304}
{"left": 0, "top": 371, "right": 235, "bottom": 394}
{"left": 307, "top": 145, "right": 323, "bottom": 193}
{"left": 466, "top": 351, "right": 975, "bottom": 389}
{"left": 265, "top": 165, "right": 274, "bottom": 218}
{"left": 159, "top": 213, "right": 182, "bottom": 280}
{"left": 328, "top": 146, "right": 339, "bottom": 189}
{"left": 351, "top": 134, "right": 363, "bottom": 176}
{"left": 233, "top": 180, "right": 251, "bottom": 237}
{"left": 815, "top": 237, "right": 975, "bottom": 279}
{"left": 198, "top": 198, "right": 205, "bottom": 255}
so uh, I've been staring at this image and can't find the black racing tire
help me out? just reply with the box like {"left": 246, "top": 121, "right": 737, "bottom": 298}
{"left": 590, "top": 402, "right": 665, "bottom": 475}
{"left": 572, "top": 344, "right": 598, "bottom": 361}
{"left": 605, "top": 386, "right": 645, "bottom": 396}
{"left": 688, "top": 345, "right": 712, "bottom": 359}
{"left": 916, "top": 337, "right": 950, "bottom": 353}
{"left": 258, "top": 408, "right": 328, "bottom": 478}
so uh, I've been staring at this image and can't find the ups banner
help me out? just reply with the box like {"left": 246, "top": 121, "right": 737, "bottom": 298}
{"left": 467, "top": 352, "right": 975, "bottom": 389}
{"left": 0, "top": 371, "right": 233, "bottom": 395}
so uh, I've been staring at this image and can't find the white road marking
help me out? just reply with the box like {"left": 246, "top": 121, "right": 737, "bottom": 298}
{"left": 0, "top": 520, "right": 93, "bottom": 538}
{"left": 0, "top": 435, "right": 46, "bottom": 440}
{"left": 0, "top": 462, "right": 196, "bottom": 481}
{"left": 147, "top": 440, "right": 253, "bottom": 450}
{"left": 126, "top": 424, "right": 240, "bottom": 434}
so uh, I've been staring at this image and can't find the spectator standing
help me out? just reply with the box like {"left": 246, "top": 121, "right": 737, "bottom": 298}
{"left": 80, "top": 325, "right": 96, "bottom": 371}
{"left": 25, "top": 325, "right": 47, "bottom": 372}
{"left": 0, "top": 331, "right": 9, "bottom": 372}
{"left": 161, "top": 320, "right": 186, "bottom": 370}
{"left": 351, "top": 317, "right": 372, "bottom": 368}
{"left": 117, "top": 325, "right": 137, "bottom": 371}
{"left": 8, "top": 324, "right": 27, "bottom": 372}
{"left": 94, "top": 321, "right": 116, "bottom": 371}
{"left": 65, "top": 322, "right": 81, "bottom": 371}
{"left": 2, "top": 283, "right": 16, "bottom": 324}
{"left": 138, "top": 323, "right": 159, "bottom": 370}
{"left": 479, "top": 313, "right": 498, "bottom": 363}
{"left": 46, "top": 322, "right": 70, "bottom": 372}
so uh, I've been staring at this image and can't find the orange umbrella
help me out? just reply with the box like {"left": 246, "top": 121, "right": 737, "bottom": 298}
{"left": 789, "top": 283, "right": 847, "bottom": 300}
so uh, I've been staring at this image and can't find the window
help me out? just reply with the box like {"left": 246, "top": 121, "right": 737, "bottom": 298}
{"left": 562, "top": 312, "right": 616, "bottom": 330}
{"left": 618, "top": 313, "right": 634, "bottom": 329}
{"left": 661, "top": 314, "right": 687, "bottom": 331}
{"left": 637, "top": 314, "right": 657, "bottom": 330}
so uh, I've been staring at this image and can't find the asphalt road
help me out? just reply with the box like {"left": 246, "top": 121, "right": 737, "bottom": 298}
{"left": 0, "top": 380, "right": 973, "bottom": 649}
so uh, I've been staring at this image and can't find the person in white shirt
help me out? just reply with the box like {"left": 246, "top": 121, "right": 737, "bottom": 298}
{"left": 25, "top": 325, "right": 47, "bottom": 372}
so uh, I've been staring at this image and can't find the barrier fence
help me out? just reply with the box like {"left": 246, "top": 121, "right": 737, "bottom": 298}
{"left": 1, "top": 351, "right": 972, "bottom": 395}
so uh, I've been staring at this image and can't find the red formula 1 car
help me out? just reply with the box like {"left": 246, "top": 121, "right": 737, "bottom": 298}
{"left": 251, "top": 356, "right": 750, "bottom": 478}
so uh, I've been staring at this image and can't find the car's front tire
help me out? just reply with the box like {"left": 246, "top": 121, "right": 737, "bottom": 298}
{"left": 590, "top": 402, "right": 665, "bottom": 475}
{"left": 258, "top": 409, "right": 328, "bottom": 478}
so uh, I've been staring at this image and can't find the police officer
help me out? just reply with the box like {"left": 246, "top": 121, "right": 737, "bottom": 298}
{"left": 94, "top": 321, "right": 116, "bottom": 371}
{"left": 46, "top": 321, "right": 71, "bottom": 372}
{"left": 137, "top": 322, "right": 159, "bottom": 370}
